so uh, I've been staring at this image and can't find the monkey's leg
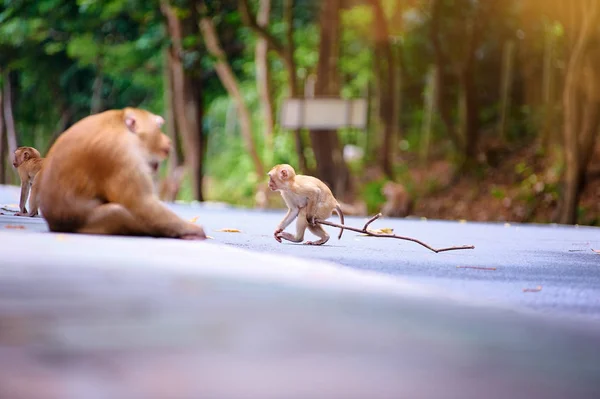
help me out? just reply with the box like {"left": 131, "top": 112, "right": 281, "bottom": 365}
{"left": 77, "top": 203, "right": 152, "bottom": 236}
{"left": 277, "top": 215, "right": 308, "bottom": 243}
{"left": 26, "top": 180, "right": 40, "bottom": 217}
{"left": 305, "top": 224, "right": 330, "bottom": 246}
{"left": 16, "top": 182, "right": 30, "bottom": 216}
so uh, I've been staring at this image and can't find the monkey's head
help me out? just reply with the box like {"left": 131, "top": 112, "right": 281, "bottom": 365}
{"left": 267, "top": 164, "right": 296, "bottom": 191}
{"left": 123, "top": 107, "right": 172, "bottom": 172}
{"left": 13, "top": 147, "right": 41, "bottom": 168}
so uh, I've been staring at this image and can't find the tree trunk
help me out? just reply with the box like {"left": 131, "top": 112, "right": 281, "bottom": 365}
{"left": 430, "top": 0, "right": 460, "bottom": 150}
{"left": 255, "top": 0, "right": 275, "bottom": 154}
{"left": 459, "top": 4, "right": 487, "bottom": 164}
{"left": 45, "top": 104, "right": 73, "bottom": 154}
{"left": 460, "top": 61, "right": 479, "bottom": 161}
{"left": 239, "top": 0, "right": 308, "bottom": 172}
{"left": 3, "top": 70, "right": 18, "bottom": 184}
{"left": 90, "top": 58, "right": 104, "bottom": 115}
{"left": 3, "top": 70, "right": 17, "bottom": 156}
{"left": 0, "top": 83, "right": 5, "bottom": 184}
{"left": 199, "top": 10, "right": 265, "bottom": 178}
{"left": 371, "top": 0, "right": 395, "bottom": 179}
{"left": 284, "top": 0, "right": 308, "bottom": 173}
{"left": 559, "top": 0, "right": 600, "bottom": 224}
{"left": 420, "top": 66, "right": 437, "bottom": 164}
{"left": 162, "top": 47, "right": 180, "bottom": 170}
{"left": 309, "top": 0, "right": 351, "bottom": 199}
{"left": 498, "top": 40, "right": 515, "bottom": 141}
{"left": 161, "top": 0, "right": 206, "bottom": 201}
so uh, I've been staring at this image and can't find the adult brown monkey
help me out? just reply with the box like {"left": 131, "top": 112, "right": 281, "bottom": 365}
{"left": 37, "top": 107, "right": 206, "bottom": 239}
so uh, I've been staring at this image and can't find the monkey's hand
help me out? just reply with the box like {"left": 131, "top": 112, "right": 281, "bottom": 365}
{"left": 274, "top": 228, "right": 283, "bottom": 243}
{"left": 181, "top": 224, "right": 207, "bottom": 240}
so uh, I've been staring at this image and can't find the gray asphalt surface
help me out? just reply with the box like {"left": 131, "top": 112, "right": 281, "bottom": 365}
{"left": 1, "top": 183, "right": 600, "bottom": 399}
{"left": 1, "top": 184, "right": 600, "bottom": 320}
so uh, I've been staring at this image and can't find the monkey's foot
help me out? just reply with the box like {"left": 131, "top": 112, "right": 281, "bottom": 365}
{"left": 15, "top": 211, "right": 28, "bottom": 217}
{"left": 304, "top": 239, "right": 328, "bottom": 246}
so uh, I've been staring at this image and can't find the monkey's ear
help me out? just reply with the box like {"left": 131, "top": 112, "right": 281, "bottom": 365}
{"left": 154, "top": 115, "right": 165, "bottom": 128}
{"left": 280, "top": 169, "right": 288, "bottom": 179}
{"left": 124, "top": 109, "right": 137, "bottom": 133}
{"left": 23, "top": 152, "right": 30, "bottom": 161}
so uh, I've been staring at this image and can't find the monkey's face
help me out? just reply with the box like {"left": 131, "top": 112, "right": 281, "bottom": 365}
{"left": 267, "top": 165, "right": 294, "bottom": 191}
{"left": 12, "top": 149, "right": 29, "bottom": 168}
{"left": 142, "top": 132, "right": 171, "bottom": 173}
{"left": 12, "top": 151, "right": 22, "bottom": 168}
{"left": 267, "top": 172, "right": 279, "bottom": 191}
{"left": 124, "top": 109, "right": 171, "bottom": 173}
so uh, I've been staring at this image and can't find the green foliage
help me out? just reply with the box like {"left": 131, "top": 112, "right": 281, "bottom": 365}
{"left": 361, "top": 180, "right": 387, "bottom": 215}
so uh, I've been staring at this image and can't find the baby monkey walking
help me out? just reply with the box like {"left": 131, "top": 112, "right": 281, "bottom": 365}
{"left": 268, "top": 164, "right": 344, "bottom": 245}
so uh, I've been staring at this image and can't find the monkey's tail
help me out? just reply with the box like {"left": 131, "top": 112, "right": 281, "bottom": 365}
{"left": 335, "top": 204, "right": 345, "bottom": 239}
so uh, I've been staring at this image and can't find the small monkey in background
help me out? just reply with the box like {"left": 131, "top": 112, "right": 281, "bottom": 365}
{"left": 268, "top": 164, "right": 344, "bottom": 246}
{"left": 37, "top": 107, "right": 206, "bottom": 239}
{"left": 381, "top": 181, "right": 413, "bottom": 218}
{"left": 13, "top": 146, "right": 44, "bottom": 217}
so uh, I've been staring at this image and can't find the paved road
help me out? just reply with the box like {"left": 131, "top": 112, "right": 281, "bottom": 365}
{"left": 1, "top": 184, "right": 600, "bottom": 399}
{"left": 3, "top": 184, "right": 597, "bottom": 320}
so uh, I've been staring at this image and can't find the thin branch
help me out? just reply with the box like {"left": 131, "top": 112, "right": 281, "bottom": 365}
{"left": 362, "top": 213, "right": 381, "bottom": 231}
{"left": 238, "top": 0, "right": 286, "bottom": 58}
{"left": 316, "top": 213, "right": 475, "bottom": 253}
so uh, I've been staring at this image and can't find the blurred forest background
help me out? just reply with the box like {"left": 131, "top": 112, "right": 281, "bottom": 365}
{"left": 0, "top": 0, "right": 599, "bottom": 225}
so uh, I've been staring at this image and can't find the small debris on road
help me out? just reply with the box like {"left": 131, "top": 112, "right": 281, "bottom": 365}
{"left": 359, "top": 227, "right": 394, "bottom": 236}
{"left": 456, "top": 266, "right": 497, "bottom": 271}
{"left": 217, "top": 228, "right": 242, "bottom": 233}
{"left": 523, "top": 286, "right": 543, "bottom": 293}
{"left": 4, "top": 225, "right": 25, "bottom": 229}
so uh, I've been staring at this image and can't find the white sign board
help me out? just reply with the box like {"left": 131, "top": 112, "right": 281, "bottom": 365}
{"left": 280, "top": 98, "right": 367, "bottom": 130}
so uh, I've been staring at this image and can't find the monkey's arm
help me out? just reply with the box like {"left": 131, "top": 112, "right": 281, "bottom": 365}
{"left": 276, "top": 207, "right": 299, "bottom": 231}
{"left": 130, "top": 197, "right": 206, "bottom": 239}
{"left": 17, "top": 170, "right": 31, "bottom": 214}
{"left": 104, "top": 177, "right": 205, "bottom": 239}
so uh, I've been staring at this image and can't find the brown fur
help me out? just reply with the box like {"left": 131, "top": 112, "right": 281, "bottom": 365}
{"left": 13, "top": 146, "right": 44, "bottom": 217}
{"left": 268, "top": 164, "right": 344, "bottom": 245}
{"left": 37, "top": 107, "right": 206, "bottom": 239}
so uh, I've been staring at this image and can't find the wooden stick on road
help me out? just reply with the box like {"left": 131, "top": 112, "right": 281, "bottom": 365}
{"left": 316, "top": 213, "right": 475, "bottom": 254}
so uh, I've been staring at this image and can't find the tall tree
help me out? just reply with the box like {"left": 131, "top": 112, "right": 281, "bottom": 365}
{"left": 310, "top": 0, "right": 352, "bottom": 199}
{"left": 2, "top": 70, "right": 18, "bottom": 184}
{"left": 255, "top": 0, "right": 275, "bottom": 152}
{"left": 0, "top": 83, "right": 5, "bottom": 184}
{"left": 430, "top": 0, "right": 461, "bottom": 150}
{"left": 239, "top": 0, "right": 308, "bottom": 173}
{"left": 557, "top": 0, "right": 600, "bottom": 224}
{"left": 198, "top": 2, "right": 265, "bottom": 179}
{"left": 161, "top": 0, "right": 207, "bottom": 201}
{"left": 370, "top": 0, "right": 396, "bottom": 179}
